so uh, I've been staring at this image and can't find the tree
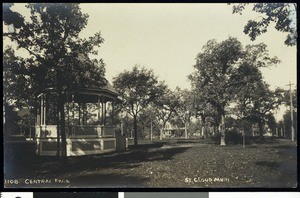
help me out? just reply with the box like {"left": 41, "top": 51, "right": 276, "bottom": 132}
{"left": 283, "top": 87, "right": 297, "bottom": 109}
{"left": 153, "top": 85, "right": 179, "bottom": 140}
{"left": 238, "top": 82, "right": 284, "bottom": 138}
{"left": 4, "top": 3, "right": 106, "bottom": 157}
{"left": 174, "top": 88, "right": 194, "bottom": 139}
{"left": 113, "top": 66, "right": 160, "bottom": 146}
{"left": 189, "top": 37, "right": 244, "bottom": 145}
{"left": 230, "top": 44, "right": 282, "bottom": 138}
{"left": 189, "top": 37, "right": 280, "bottom": 145}
{"left": 3, "top": 3, "right": 25, "bottom": 30}
{"left": 231, "top": 3, "right": 297, "bottom": 46}
{"left": 282, "top": 110, "right": 297, "bottom": 140}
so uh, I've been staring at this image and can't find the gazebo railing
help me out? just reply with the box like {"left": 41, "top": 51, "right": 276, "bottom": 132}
{"left": 37, "top": 125, "right": 115, "bottom": 138}
{"left": 65, "top": 125, "right": 115, "bottom": 138}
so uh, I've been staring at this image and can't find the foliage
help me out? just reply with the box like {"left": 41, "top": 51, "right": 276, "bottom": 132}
{"left": 231, "top": 3, "right": 297, "bottom": 46}
{"left": 282, "top": 110, "right": 297, "bottom": 139}
{"left": 189, "top": 37, "right": 244, "bottom": 121}
{"left": 4, "top": 3, "right": 106, "bottom": 100}
{"left": 283, "top": 87, "right": 297, "bottom": 109}
{"left": 151, "top": 85, "right": 180, "bottom": 139}
{"left": 3, "top": 3, "right": 25, "bottom": 28}
{"left": 189, "top": 37, "right": 281, "bottom": 143}
{"left": 113, "top": 65, "right": 161, "bottom": 145}
{"left": 3, "top": 3, "right": 106, "bottom": 157}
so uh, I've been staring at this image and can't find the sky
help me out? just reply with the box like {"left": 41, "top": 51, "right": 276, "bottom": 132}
{"left": 76, "top": 3, "right": 297, "bottom": 91}
{"left": 5, "top": 3, "right": 297, "bottom": 91}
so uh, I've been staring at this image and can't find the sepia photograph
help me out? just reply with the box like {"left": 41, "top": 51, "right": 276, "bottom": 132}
{"left": 3, "top": 3, "right": 297, "bottom": 188}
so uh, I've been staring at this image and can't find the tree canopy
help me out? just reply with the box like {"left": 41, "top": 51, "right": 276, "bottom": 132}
{"left": 4, "top": 3, "right": 106, "bottom": 106}
{"left": 3, "top": 3, "right": 25, "bottom": 29}
{"left": 231, "top": 3, "right": 297, "bottom": 46}
{"left": 113, "top": 65, "right": 162, "bottom": 145}
{"left": 3, "top": 3, "right": 106, "bottom": 157}
{"left": 189, "top": 37, "right": 281, "bottom": 144}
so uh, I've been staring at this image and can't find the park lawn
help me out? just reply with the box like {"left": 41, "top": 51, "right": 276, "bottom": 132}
{"left": 4, "top": 138, "right": 297, "bottom": 188}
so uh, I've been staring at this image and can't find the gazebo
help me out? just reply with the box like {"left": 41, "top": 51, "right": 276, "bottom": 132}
{"left": 35, "top": 83, "right": 127, "bottom": 156}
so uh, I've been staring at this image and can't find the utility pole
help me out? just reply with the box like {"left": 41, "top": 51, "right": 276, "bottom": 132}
{"left": 286, "top": 81, "right": 295, "bottom": 141}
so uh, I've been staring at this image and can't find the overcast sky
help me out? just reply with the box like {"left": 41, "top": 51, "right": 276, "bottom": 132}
{"left": 5, "top": 3, "right": 297, "bottom": 92}
{"left": 79, "top": 3, "right": 297, "bottom": 91}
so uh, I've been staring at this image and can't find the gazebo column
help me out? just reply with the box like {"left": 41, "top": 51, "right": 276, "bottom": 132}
{"left": 98, "top": 96, "right": 101, "bottom": 123}
{"left": 97, "top": 96, "right": 102, "bottom": 137}
{"left": 101, "top": 97, "right": 105, "bottom": 125}
{"left": 72, "top": 94, "right": 75, "bottom": 124}
{"left": 82, "top": 103, "right": 85, "bottom": 125}
{"left": 78, "top": 102, "right": 81, "bottom": 125}
{"left": 103, "top": 101, "right": 106, "bottom": 125}
{"left": 40, "top": 96, "right": 43, "bottom": 126}
{"left": 71, "top": 94, "right": 75, "bottom": 137}
{"left": 112, "top": 100, "right": 115, "bottom": 125}
{"left": 67, "top": 94, "right": 70, "bottom": 125}
{"left": 44, "top": 95, "right": 46, "bottom": 125}
{"left": 81, "top": 103, "right": 84, "bottom": 125}
{"left": 40, "top": 95, "right": 46, "bottom": 126}
{"left": 83, "top": 103, "right": 87, "bottom": 125}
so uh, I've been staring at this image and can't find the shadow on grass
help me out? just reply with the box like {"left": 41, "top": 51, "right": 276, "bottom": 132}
{"left": 255, "top": 161, "right": 280, "bottom": 169}
{"left": 70, "top": 172, "right": 150, "bottom": 187}
{"left": 271, "top": 144, "right": 296, "bottom": 149}
{"left": 4, "top": 141, "right": 189, "bottom": 185}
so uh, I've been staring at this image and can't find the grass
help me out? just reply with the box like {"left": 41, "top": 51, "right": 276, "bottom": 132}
{"left": 4, "top": 137, "right": 297, "bottom": 188}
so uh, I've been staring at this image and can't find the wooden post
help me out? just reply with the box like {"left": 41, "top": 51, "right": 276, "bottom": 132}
{"left": 43, "top": 95, "right": 46, "bottom": 125}
{"left": 78, "top": 102, "right": 81, "bottom": 125}
{"left": 101, "top": 98, "right": 104, "bottom": 125}
{"left": 40, "top": 96, "right": 44, "bottom": 126}
{"left": 98, "top": 96, "right": 101, "bottom": 123}
{"left": 72, "top": 94, "right": 75, "bottom": 125}
{"left": 104, "top": 102, "right": 106, "bottom": 125}
{"left": 112, "top": 101, "right": 115, "bottom": 126}
{"left": 83, "top": 103, "right": 86, "bottom": 125}
{"left": 67, "top": 94, "right": 70, "bottom": 125}
{"left": 286, "top": 82, "right": 295, "bottom": 141}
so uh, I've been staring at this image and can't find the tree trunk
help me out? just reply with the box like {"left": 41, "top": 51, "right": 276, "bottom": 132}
{"left": 258, "top": 122, "right": 264, "bottom": 139}
{"left": 184, "top": 121, "right": 188, "bottom": 139}
{"left": 58, "top": 95, "right": 67, "bottom": 157}
{"left": 220, "top": 114, "right": 226, "bottom": 146}
{"left": 160, "top": 128, "right": 163, "bottom": 140}
{"left": 133, "top": 114, "right": 138, "bottom": 146}
{"left": 56, "top": 99, "right": 61, "bottom": 157}
{"left": 150, "top": 119, "right": 153, "bottom": 141}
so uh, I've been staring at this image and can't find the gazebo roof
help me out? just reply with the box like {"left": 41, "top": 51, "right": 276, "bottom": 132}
{"left": 75, "top": 81, "right": 119, "bottom": 103}
{"left": 37, "top": 81, "right": 119, "bottom": 103}
{"left": 78, "top": 82, "right": 118, "bottom": 96}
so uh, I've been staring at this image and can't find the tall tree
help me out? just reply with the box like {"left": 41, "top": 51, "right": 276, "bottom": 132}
{"left": 4, "top": 3, "right": 106, "bottom": 157}
{"left": 113, "top": 66, "right": 160, "bottom": 145}
{"left": 246, "top": 84, "right": 284, "bottom": 137}
{"left": 174, "top": 88, "right": 194, "bottom": 139}
{"left": 189, "top": 37, "right": 244, "bottom": 145}
{"left": 189, "top": 37, "right": 280, "bottom": 145}
{"left": 230, "top": 44, "right": 282, "bottom": 138}
{"left": 153, "top": 85, "right": 179, "bottom": 140}
{"left": 230, "top": 3, "right": 297, "bottom": 46}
